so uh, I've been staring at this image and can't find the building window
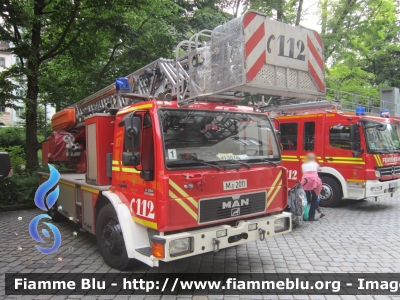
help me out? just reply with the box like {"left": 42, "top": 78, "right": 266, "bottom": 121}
{"left": 280, "top": 123, "right": 298, "bottom": 150}
{"left": 0, "top": 106, "right": 5, "bottom": 113}
{"left": 330, "top": 125, "right": 351, "bottom": 150}
{"left": 0, "top": 57, "right": 5, "bottom": 67}
{"left": 303, "top": 122, "right": 315, "bottom": 151}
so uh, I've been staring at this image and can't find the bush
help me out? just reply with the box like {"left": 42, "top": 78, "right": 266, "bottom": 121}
{"left": 0, "top": 145, "right": 39, "bottom": 208}
{"left": 0, "top": 127, "right": 25, "bottom": 149}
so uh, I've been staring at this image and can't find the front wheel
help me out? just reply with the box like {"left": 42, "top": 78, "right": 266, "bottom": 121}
{"left": 96, "top": 203, "right": 132, "bottom": 270}
{"left": 319, "top": 176, "right": 342, "bottom": 207}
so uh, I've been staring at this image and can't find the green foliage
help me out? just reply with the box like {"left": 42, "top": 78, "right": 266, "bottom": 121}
{"left": 322, "top": 0, "right": 399, "bottom": 95}
{"left": 0, "top": 146, "right": 38, "bottom": 208}
{"left": 0, "top": 127, "right": 25, "bottom": 150}
{"left": 326, "top": 65, "right": 380, "bottom": 98}
{"left": 0, "top": 146, "right": 25, "bottom": 176}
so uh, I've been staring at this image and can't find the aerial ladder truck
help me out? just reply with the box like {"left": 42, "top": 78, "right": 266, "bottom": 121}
{"left": 41, "top": 11, "right": 325, "bottom": 269}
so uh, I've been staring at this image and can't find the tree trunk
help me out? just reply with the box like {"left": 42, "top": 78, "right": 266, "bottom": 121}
{"left": 295, "top": 0, "right": 304, "bottom": 26}
{"left": 25, "top": 0, "right": 45, "bottom": 171}
{"left": 25, "top": 66, "right": 41, "bottom": 171}
{"left": 276, "top": 2, "right": 283, "bottom": 21}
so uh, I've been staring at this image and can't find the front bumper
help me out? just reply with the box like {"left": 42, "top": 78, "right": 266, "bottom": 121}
{"left": 151, "top": 212, "right": 292, "bottom": 262}
{"left": 365, "top": 178, "right": 400, "bottom": 198}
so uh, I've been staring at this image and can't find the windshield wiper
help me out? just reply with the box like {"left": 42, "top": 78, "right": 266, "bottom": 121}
{"left": 247, "top": 158, "right": 279, "bottom": 166}
{"left": 167, "top": 159, "right": 221, "bottom": 171}
{"left": 225, "top": 159, "right": 252, "bottom": 169}
{"left": 370, "top": 149, "right": 390, "bottom": 154}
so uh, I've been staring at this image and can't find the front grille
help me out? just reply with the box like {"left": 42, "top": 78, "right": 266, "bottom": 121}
{"left": 376, "top": 166, "right": 400, "bottom": 177}
{"left": 198, "top": 191, "right": 266, "bottom": 224}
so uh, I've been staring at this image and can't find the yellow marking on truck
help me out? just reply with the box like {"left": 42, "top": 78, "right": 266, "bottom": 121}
{"left": 278, "top": 114, "right": 319, "bottom": 120}
{"left": 169, "top": 191, "right": 197, "bottom": 220}
{"left": 267, "top": 171, "right": 282, "bottom": 207}
{"left": 112, "top": 167, "right": 120, "bottom": 171}
{"left": 116, "top": 103, "right": 153, "bottom": 115}
{"left": 112, "top": 160, "right": 119, "bottom": 165}
{"left": 59, "top": 180, "right": 76, "bottom": 187}
{"left": 132, "top": 216, "right": 157, "bottom": 229}
{"left": 267, "top": 170, "right": 282, "bottom": 201}
{"left": 300, "top": 156, "right": 322, "bottom": 163}
{"left": 169, "top": 179, "right": 198, "bottom": 208}
{"left": 81, "top": 186, "right": 100, "bottom": 194}
{"left": 325, "top": 156, "right": 363, "bottom": 161}
{"left": 347, "top": 179, "right": 365, "bottom": 183}
{"left": 374, "top": 155, "right": 382, "bottom": 166}
{"left": 282, "top": 155, "right": 299, "bottom": 162}
{"left": 267, "top": 180, "right": 282, "bottom": 207}
{"left": 121, "top": 167, "right": 140, "bottom": 173}
{"left": 326, "top": 161, "right": 365, "bottom": 165}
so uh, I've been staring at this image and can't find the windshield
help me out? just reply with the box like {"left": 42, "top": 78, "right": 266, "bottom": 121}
{"left": 159, "top": 109, "right": 280, "bottom": 168}
{"left": 363, "top": 121, "right": 400, "bottom": 153}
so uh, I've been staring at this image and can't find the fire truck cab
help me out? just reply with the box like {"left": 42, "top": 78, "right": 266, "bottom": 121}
{"left": 275, "top": 108, "right": 400, "bottom": 207}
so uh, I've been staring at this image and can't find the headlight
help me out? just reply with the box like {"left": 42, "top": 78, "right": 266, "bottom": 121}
{"left": 274, "top": 217, "right": 290, "bottom": 233}
{"left": 375, "top": 170, "right": 381, "bottom": 177}
{"left": 169, "top": 237, "right": 193, "bottom": 257}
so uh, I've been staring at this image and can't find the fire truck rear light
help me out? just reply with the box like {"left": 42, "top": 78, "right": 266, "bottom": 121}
{"left": 151, "top": 237, "right": 166, "bottom": 259}
{"left": 248, "top": 223, "right": 258, "bottom": 231}
{"left": 274, "top": 217, "right": 290, "bottom": 233}
{"left": 371, "top": 186, "right": 382, "bottom": 192}
{"left": 375, "top": 170, "right": 381, "bottom": 178}
{"left": 216, "top": 229, "right": 227, "bottom": 238}
{"left": 169, "top": 237, "right": 193, "bottom": 257}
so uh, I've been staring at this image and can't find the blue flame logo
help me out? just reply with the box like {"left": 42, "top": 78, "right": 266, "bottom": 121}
{"left": 30, "top": 164, "right": 62, "bottom": 254}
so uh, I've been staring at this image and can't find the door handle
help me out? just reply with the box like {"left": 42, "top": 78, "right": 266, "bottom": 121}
{"left": 118, "top": 183, "right": 127, "bottom": 188}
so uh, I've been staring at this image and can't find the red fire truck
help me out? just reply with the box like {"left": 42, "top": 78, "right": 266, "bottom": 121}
{"left": 40, "top": 11, "right": 326, "bottom": 269}
{"left": 268, "top": 103, "right": 400, "bottom": 207}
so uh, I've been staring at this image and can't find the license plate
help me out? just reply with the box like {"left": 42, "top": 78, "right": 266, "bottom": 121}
{"left": 390, "top": 182, "right": 398, "bottom": 189}
{"left": 223, "top": 179, "right": 247, "bottom": 191}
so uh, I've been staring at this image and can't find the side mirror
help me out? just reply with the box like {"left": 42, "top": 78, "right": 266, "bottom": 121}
{"left": 122, "top": 152, "right": 140, "bottom": 167}
{"left": 349, "top": 123, "right": 361, "bottom": 153}
{"left": 124, "top": 116, "right": 141, "bottom": 149}
{"left": 377, "top": 124, "right": 387, "bottom": 131}
{"left": 0, "top": 152, "right": 12, "bottom": 179}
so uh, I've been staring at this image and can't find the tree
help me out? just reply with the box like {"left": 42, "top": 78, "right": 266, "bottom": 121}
{"left": 319, "top": 0, "right": 399, "bottom": 97}
{"left": 38, "top": 1, "right": 231, "bottom": 112}
{"left": 0, "top": 0, "right": 180, "bottom": 171}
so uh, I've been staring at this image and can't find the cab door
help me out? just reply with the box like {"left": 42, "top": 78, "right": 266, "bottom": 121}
{"left": 323, "top": 121, "right": 366, "bottom": 202}
{"left": 279, "top": 120, "right": 301, "bottom": 188}
{"left": 299, "top": 115, "right": 324, "bottom": 164}
{"left": 115, "top": 110, "right": 158, "bottom": 230}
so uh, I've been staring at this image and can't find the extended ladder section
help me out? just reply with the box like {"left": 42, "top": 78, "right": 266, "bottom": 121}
{"left": 52, "top": 11, "right": 326, "bottom": 130}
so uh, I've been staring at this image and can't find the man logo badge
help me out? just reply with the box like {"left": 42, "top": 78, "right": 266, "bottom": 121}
{"left": 231, "top": 208, "right": 241, "bottom": 216}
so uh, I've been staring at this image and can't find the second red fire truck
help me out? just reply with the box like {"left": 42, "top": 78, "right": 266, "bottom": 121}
{"left": 268, "top": 103, "right": 400, "bottom": 207}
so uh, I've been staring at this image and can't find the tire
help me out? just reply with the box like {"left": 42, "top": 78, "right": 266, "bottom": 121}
{"left": 47, "top": 202, "right": 66, "bottom": 222}
{"left": 96, "top": 203, "right": 132, "bottom": 270}
{"left": 319, "top": 176, "right": 342, "bottom": 207}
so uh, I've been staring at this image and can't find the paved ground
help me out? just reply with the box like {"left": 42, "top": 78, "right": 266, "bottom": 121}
{"left": 1, "top": 194, "right": 400, "bottom": 299}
